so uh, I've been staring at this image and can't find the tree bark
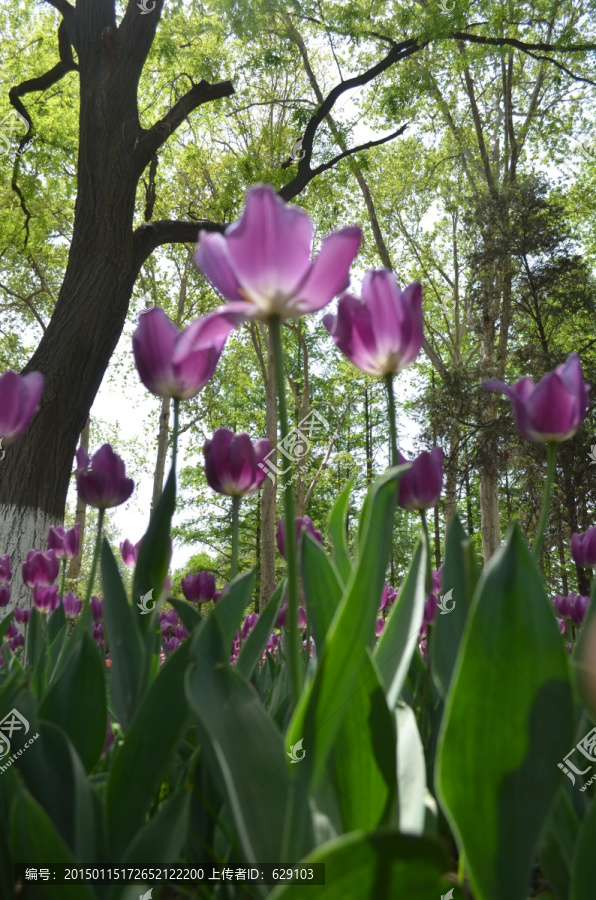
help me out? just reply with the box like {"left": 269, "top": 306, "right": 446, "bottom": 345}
{"left": 443, "top": 419, "right": 460, "bottom": 542}
{"left": 66, "top": 416, "right": 90, "bottom": 581}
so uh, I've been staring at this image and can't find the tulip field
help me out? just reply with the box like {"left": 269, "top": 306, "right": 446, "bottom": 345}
{"left": 2, "top": 2, "right": 596, "bottom": 900}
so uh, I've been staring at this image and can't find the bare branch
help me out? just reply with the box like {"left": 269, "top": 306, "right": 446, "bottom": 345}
{"left": 132, "top": 218, "right": 225, "bottom": 274}
{"left": 43, "top": 0, "right": 75, "bottom": 22}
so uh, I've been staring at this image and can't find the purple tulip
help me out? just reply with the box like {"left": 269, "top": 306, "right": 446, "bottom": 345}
{"left": 276, "top": 603, "right": 306, "bottom": 629}
{"left": 397, "top": 448, "right": 444, "bottom": 511}
{"left": 569, "top": 594, "right": 590, "bottom": 626}
{"left": 0, "top": 585, "right": 9, "bottom": 607}
{"left": 33, "top": 585, "right": 60, "bottom": 614}
{"left": 276, "top": 515, "right": 322, "bottom": 560}
{"left": 483, "top": 353, "right": 590, "bottom": 443}
{"left": 46, "top": 523, "right": 81, "bottom": 560}
{"left": 132, "top": 307, "right": 227, "bottom": 400}
{"left": 556, "top": 617, "right": 567, "bottom": 635}
{"left": 9, "top": 634, "right": 24, "bottom": 651}
{"left": 302, "top": 636, "right": 315, "bottom": 657}
{"left": 213, "top": 584, "right": 228, "bottom": 604}
{"left": 376, "top": 618, "right": 386, "bottom": 637}
{"left": 424, "top": 593, "right": 438, "bottom": 626}
{"left": 75, "top": 444, "right": 134, "bottom": 509}
{"left": 62, "top": 591, "right": 82, "bottom": 618}
{"left": 164, "top": 636, "right": 180, "bottom": 653}
{"left": 93, "top": 622, "right": 104, "bottom": 642}
{"left": 242, "top": 613, "right": 259, "bottom": 641}
{"left": 193, "top": 184, "right": 362, "bottom": 339}
{"left": 553, "top": 594, "right": 571, "bottom": 618}
{"left": 181, "top": 571, "right": 216, "bottom": 603}
{"left": 571, "top": 528, "right": 596, "bottom": 569}
{"left": 175, "top": 625, "right": 188, "bottom": 641}
{"left": 22, "top": 549, "right": 59, "bottom": 588}
{"left": 420, "top": 638, "right": 428, "bottom": 660}
{"left": 0, "top": 555, "right": 11, "bottom": 585}
{"left": 267, "top": 632, "right": 279, "bottom": 655}
{"left": 13, "top": 606, "right": 31, "bottom": 625}
{"left": 91, "top": 596, "right": 103, "bottom": 621}
{"left": 204, "top": 429, "right": 271, "bottom": 497}
{"left": 165, "top": 608, "right": 178, "bottom": 626}
{"left": 6, "top": 622, "right": 17, "bottom": 640}
{"left": 0, "top": 371, "right": 44, "bottom": 446}
{"left": 323, "top": 273, "right": 423, "bottom": 377}
{"left": 120, "top": 538, "right": 141, "bottom": 568}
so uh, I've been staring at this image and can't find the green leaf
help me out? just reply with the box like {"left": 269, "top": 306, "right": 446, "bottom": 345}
{"left": 332, "top": 650, "right": 396, "bottom": 832}
{"left": 11, "top": 792, "right": 95, "bottom": 900}
{"left": 237, "top": 581, "right": 284, "bottom": 680}
{"left": 106, "top": 639, "right": 192, "bottom": 857}
{"left": 212, "top": 570, "right": 256, "bottom": 651}
{"left": 45, "top": 601, "right": 66, "bottom": 644}
{"left": 395, "top": 702, "right": 426, "bottom": 835}
{"left": 286, "top": 465, "right": 406, "bottom": 790}
{"left": 186, "top": 611, "right": 314, "bottom": 865}
{"left": 268, "top": 830, "right": 457, "bottom": 900}
{"left": 39, "top": 630, "right": 107, "bottom": 772}
{"left": 327, "top": 478, "right": 353, "bottom": 584}
{"left": 169, "top": 597, "right": 203, "bottom": 633}
{"left": 301, "top": 536, "right": 343, "bottom": 651}
{"left": 100, "top": 539, "right": 144, "bottom": 732}
{"left": 0, "top": 611, "right": 14, "bottom": 642}
{"left": 570, "top": 789, "right": 596, "bottom": 898}
{"left": 374, "top": 540, "right": 426, "bottom": 708}
{"left": 540, "top": 787, "right": 581, "bottom": 900}
{"left": 430, "top": 514, "right": 479, "bottom": 698}
{"left": 119, "top": 790, "right": 191, "bottom": 867}
{"left": 436, "top": 524, "right": 574, "bottom": 900}
{"left": 133, "top": 467, "right": 176, "bottom": 635}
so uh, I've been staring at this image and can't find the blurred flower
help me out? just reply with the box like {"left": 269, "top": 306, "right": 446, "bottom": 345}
{"left": 553, "top": 594, "right": 571, "bottom": 618}
{"left": 33, "top": 585, "right": 60, "bottom": 614}
{"left": 556, "top": 617, "right": 567, "bottom": 635}
{"left": 75, "top": 444, "right": 134, "bottom": 509}
{"left": 302, "top": 636, "right": 315, "bottom": 657}
{"left": 174, "top": 625, "right": 188, "bottom": 641}
{"left": 46, "top": 523, "right": 80, "bottom": 560}
{"left": 569, "top": 593, "right": 590, "bottom": 626}
{"left": 571, "top": 527, "right": 596, "bottom": 569}
{"left": 242, "top": 612, "right": 259, "bottom": 641}
{"left": 213, "top": 584, "right": 229, "bottom": 604}
{"left": 376, "top": 617, "right": 386, "bottom": 637}
{"left": 323, "top": 273, "right": 423, "bottom": 376}
{"left": 22, "top": 549, "right": 58, "bottom": 588}
{"left": 13, "top": 606, "right": 31, "bottom": 625}
{"left": 181, "top": 570, "right": 216, "bottom": 603}
{"left": 6, "top": 622, "right": 17, "bottom": 640}
{"left": 0, "top": 585, "right": 9, "bottom": 607}
{"left": 276, "top": 515, "right": 322, "bottom": 560}
{"left": 164, "top": 636, "right": 180, "bottom": 653}
{"left": 0, "top": 370, "right": 44, "bottom": 446}
{"left": 397, "top": 448, "right": 443, "bottom": 511}
{"left": 275, "top": 603, "right": 307, "bottom": 629}
{"left": 164, "top": 608, "right": 178, "bottom": 626}
{"left": 0, "top": 554, "right": 11, "bottom": 584}
{"left": 120, "top": 538, "right": 141, "bottom": 568}
{"left": 419, "top": 638, "right": 427, "bottom": 660}
{"left": 132, "top": 307, "right": 227, "bottom": 400}
{"left": 204, "top": 429, "right": 270, "bottom": 497}
{"left": 91, "top": 596, "right": 103, "bottom": 621}
{"left": 483, "top": 353, "right": 590, "bottom": 443}
{"left": 266, "top": 632, "right": 279, "bottom": 655}
{"left": 9, "top": 634, "right": 24, "bottom": 652}
{"left": 194, "top": 184, "right": 361, "bottom": 338}
{"left": 93, "top": 622, "right": 104, "bottom": 642}
{"left": 62, "top": 591, "right": 82, "bottom": 618}
{"left": 424, "top": 593, "right": 438, "bottom": 626}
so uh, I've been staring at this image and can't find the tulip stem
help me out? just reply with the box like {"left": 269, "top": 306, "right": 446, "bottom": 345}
{"left": 85, "top": 508, "right": 105, "bottom": 608}
{"left": 172, "top": 398, "right": 180, "bottom": 475}
{"left": 270, "top": 315, "right": 302, "bottom": 705}
{"left": 384, "top": 374, "right": 398, "bottom": 467}
{"left": 59, "top": 559, "right": 67, "bottom": 604}
{"left": 419, "top": 509, "right": 433, "bottom": 595}
{"left": 231, "top": 496, "right": 240, "bottom": 581}
{"left": 533, "top": 442, "right": 557, "bottom": 561}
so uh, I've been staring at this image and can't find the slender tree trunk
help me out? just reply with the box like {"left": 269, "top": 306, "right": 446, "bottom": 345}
{"left": 259, "top": 326, "right": 278, "bottom": 612}
{"left": 66, "top": 416, "right": 91, "bottom": 581}
{"left": 465, "top": 468, "right": 474, "bottom": 536}
{"left": 151, "top": 396, "right": 171, "bottom": 517}
{"left": 365, "top": 385, "right": 373, "bottom": 486}
{"left": 443, "top": 419, "right": 460, "bottom": 542}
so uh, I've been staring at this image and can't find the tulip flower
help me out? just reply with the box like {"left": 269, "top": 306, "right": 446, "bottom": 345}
{"left": 193, "top": 184, "right": 361, "bottom": 338}
{"left": 571, "top": 528, "right": 596, "bottom": 569}
{"left": 276, "top": 604, "right": 306, "bottom": 630}
{"left": 553, "top": 594, "right": 571, "bottom": 618}
{"left": 0, "top": 555, "right": 11, "bottom": 585}
{"left": 22, "top": 549, "right": 59, "bottom": 588}
{"left": 63, "top": 591, "right": 82, "bottom": 618}
{"left": 376, "top": 618, "right": 386, "bottom": 637}
{"left": 13, "top": 606, "right": 31, "bottom": 625}
{"left": 276, "top": 515, "right": 322, "bottom": 560}
{"left": 6, "top": 622, "right": 17, "bottom": 640}
{"left": 483, "top": 353, "right": 590, "bottom": 443}
{"left": 0, "top": 585, "right": 9, "bottom": 607}
{"left": 91, "top": 596, "right": 103, "bottom": 621}
{"left": 424, "top": 593, "right": 438, "bottom": 626}
{"left": 556, "top": 617, "right": 567, "bottom": 635}
{"left": 93, "top": 622, "right": 104, "bottom": 642}
{"left": 132, "top": 307, "right": 228, "bottom": 401}
{"left": 397, "top": 448, "right": 444, "bottom": 511}
{"left": 204, "top": 429, "right": 270, "bottom": 498}
{"left": 46, "top": 523, "right": 80, "bottom": 560}
{"left": 75, "top": 444, "right": 134, "bottom": 509}
{"left": 242, "top": 613, "right": 259, "bottom": 641}
{"left": 175, "top": 625, "right": 188, "bottom": 641}
{"left": 120, "top": 538, "right": 141, "bottom": 568}
{"left": 0, "top": 370, "right": 44, "bottom": 446}
{"left": 569, "top": 594, "right": 590, "bottom": 626}
{"left": 164, "top": 636, "right": 180, "bottom": 653}
{"left": 33, "top": 585, "right": 60, "bottom": 614}
{"left": 181, "top": 571, "right": 216, "bottom": 603}
{"left": 323, "top": 273, "right": 423, "bottom": 377}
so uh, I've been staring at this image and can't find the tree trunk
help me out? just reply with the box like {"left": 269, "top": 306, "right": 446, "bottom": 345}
{"left": 259, "top": 326, "right": 278, "bottom": 612}
{"left": 479, "top": 451, "right": 501, "bottom": 563}
{"left": 443, "top": 419, "right": 460, "bottom": 543}
{"left": 151, "top": 396, "right": 171, "bottom": 517}
{"left": 66, "top": 416, "right": 90, "bottom": 581}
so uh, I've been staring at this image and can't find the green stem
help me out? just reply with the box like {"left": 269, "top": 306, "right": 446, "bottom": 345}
{"left": 59, "top": 559, "right": 67, "bottom": 603}
{"left": 270, "top": 315, "right": 302, "bottom": 704}
{"left": 172, "top": 397, "right": 180, "bottom": 476}
{"left": 231, "top": 496, "right": 240, "bottom": 581}
{"left": 533, "top": 441, "right": 557, "bottom": 560}
{"left": 384, "top": 373, "right": 398, "bottom": 467}
{"left": 84, "top": 508, "right": 105, "bottom": 607}
{"left": 420, "top": 509, "right": 433, "bottom": 595}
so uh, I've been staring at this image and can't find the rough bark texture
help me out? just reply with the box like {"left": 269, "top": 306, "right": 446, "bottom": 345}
{"left": 66, "top": 415, "right": 90, "bottom": 581}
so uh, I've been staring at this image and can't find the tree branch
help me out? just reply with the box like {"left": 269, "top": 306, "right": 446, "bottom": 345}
{"left": 132, "top": 218, "right": 225, "bottom": 274}
{"left": 44, "top": 0, "right": 75, "bottom": 23}
{"left": 134, "top": 79, "right": 235, "bottom": 170}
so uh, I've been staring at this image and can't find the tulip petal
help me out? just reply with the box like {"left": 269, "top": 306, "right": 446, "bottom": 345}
{"left": 292, "top": 226, "right": 362, "bottom": 314}
{"left": 194, "top": 230, "right": 246, "bottom": 304}
{"left": 527, "top": 372, "right": 577, "bottom": 440}
{"left": 132, "top": 308, "right": 179, "bottom": 396}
